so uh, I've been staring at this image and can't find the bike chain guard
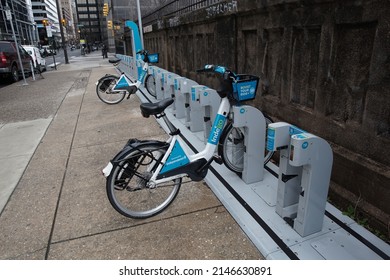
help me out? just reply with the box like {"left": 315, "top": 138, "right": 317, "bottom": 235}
{"left": 126, "top": 85, "right": 138, "bottom": 99}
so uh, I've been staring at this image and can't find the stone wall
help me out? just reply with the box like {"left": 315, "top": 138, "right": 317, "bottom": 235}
{"left": 142, "top": 0, "right": 390, "bottom": 237}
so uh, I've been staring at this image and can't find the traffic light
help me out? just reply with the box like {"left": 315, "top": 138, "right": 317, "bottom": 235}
{"left": 107, "top": 20, "right": 113, "bottom": 30}
{"left": 103, "top": 3, "right": 109, "bottom": 16}
{"left": 42, "top": 19, "right": 48, "bottom": 26}
{"left": 61, "top": 18, "right": 66, "bottom": 26}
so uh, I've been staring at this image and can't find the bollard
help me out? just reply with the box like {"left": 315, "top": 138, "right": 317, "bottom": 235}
{"left": 172, "top": 76, "right": 187, "bottom": 118}
{"left": 155, "top": 69, "right": 168, "bottom": 100}
{"left": 267, "top": 122, "right": 333, "bottom": 237}
{"left": 186, "top": 85, "right": 207, "bottom": 132}
{"left": 232, "top": 105, "right": 266, "bottom": 183}
{"left": 267, "top": 122, "right": 302, "bottom": 220}
{"left": 181, "top": 79, "right": 199, "bottom": 126}
{"left": 165, "top": 72, "right": 179, "bottom": 100}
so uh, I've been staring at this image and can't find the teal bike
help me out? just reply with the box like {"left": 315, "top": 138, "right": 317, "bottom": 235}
{"left": 96, "top": 50, "right": 158, "bottom": 104}
{"left": 102, "top": 65, "right": 272, "bottom": 218}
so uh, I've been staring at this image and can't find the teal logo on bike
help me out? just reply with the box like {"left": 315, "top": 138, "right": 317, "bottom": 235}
{"left": 139, "top": 70, "right": 146, "bottom": 83}
{"left": 289, "top": 125, "right": 306, "bottom": 135}
{"left": 295, "top": 133, "right": 308, "bottom": 139}
{"left": 267, "top": 127, "right": 276, "bottom": 151}
{"left": 191, "top": 87, "right": 196, "bottom": 101}
{"left": 160, "top": 141, "right": 189, "bottom": 174}
{"left": 302, "top": 141, "right": 309, "bottom": 149}
{"left": 240, "top": 108, "right": 245, "bottom": 114}
{"left": 203, "top": 91, "right": 208, "bottom": 97}
{"left": 114, "top": 76, "right": 129, "bottom": 89}
{"left": 207, "top": 114, "right": 226, "bottom": 145}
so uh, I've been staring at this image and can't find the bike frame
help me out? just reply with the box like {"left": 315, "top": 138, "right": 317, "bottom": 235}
{"left": 112, "top": 61, "right": 149, "bottom": 92}
{"left": 147, "top": 97, "right": 231, "bottom": 186}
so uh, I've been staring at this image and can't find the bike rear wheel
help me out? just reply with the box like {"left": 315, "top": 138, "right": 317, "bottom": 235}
{"left": 218, "top": 115, "right": 274, "bottom": 174}
{"left": 106, "top": 143, "right": 181, "bottom": 218}
{"left": 96, "top": 75, "right": 126, "bottom": 104}
{"left": 144, "top": 74, "right": 157, "bottom": 98}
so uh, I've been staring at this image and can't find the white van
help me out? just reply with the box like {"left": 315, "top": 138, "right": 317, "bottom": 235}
{"left": 22, "top": 45, "right": 46, "bottom": 72}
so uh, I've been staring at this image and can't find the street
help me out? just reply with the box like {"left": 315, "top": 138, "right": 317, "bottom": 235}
{"left": 0, "top": 46, "right": 103, "bottom": 88}
{"left": 45, "top": 46, "right": 103, "bottom": 71}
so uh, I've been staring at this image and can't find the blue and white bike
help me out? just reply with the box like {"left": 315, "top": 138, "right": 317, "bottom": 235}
{"left": 102, "top": 65, "right": 271, "bottom": 218}
{"left": 96, "top": 50, "right": 158, "bottom": 104}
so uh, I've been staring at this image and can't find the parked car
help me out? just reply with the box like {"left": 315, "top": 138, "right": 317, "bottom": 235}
{"left": 0, "top": 40, "right": 32, "bottom": 82}
{"left": 22, "top": 45, "right": 46, "bottom": 72}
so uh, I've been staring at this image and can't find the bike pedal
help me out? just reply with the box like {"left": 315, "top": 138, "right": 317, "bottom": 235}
{"left": 213, "top": 155, "right": 223, "bottom": 165}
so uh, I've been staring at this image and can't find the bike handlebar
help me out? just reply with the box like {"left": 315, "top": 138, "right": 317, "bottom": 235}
{"left": 136, "top": 49, "right": 147, "bottom": 55}
{"left": 196, "top": 64, "right": 237, "bottom": 80}
{"left": 197, "top": 64, "right": 239, "bottom": 99}
{"left": 136, "top": 49, "right": 149, "bottom": 63}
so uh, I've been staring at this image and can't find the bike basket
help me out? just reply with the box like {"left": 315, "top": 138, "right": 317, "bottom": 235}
{"left": 147, "top": 53, "right": 159, "bottom": 63}
{"left": 232, "top": 75, "right": 259, "bottom": 101}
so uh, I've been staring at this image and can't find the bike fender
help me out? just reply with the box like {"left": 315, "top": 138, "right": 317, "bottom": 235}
{"left": 124, "top": 138, "right": 166, "bottom": 149}
{"left": 104, "top": 139, "right": 168, "bottom": 178}
{"left": 98, "top": 74, "right": 119, "bottom": 82}
{"left": 111, "top": 139, "right": 167, "bottom": 162}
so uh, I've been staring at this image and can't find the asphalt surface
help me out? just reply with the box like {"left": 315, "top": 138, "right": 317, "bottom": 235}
{"left": 0, "top": 51, "right": 263, "bottom": 260}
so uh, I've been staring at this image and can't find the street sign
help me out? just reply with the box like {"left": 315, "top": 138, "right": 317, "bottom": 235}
{"left": 46, "top": 26, "right": 52, "bottom": 37}
{"left": 5, "top": 9, "right": 12, "bottom": 20}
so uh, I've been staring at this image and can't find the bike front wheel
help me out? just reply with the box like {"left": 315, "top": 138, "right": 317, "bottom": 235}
{"left": 106, "top": 143, "right": 181, "bottom": 218}
{"left": 144, "top": 74, "right": 157, "bottom": 98}
{"left": 96, "top": 75, "right": 126, "bottom": 104}
{"left": 218, "top": 115, "right": 274, "bottom": 174}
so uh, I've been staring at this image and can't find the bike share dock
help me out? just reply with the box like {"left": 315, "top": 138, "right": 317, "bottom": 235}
{"left": 115, "top": 22, "right": 390, "bottom": 258}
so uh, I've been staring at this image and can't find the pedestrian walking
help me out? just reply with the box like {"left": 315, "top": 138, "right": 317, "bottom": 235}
{"left": 102, "top": 44, "right": 108, "bottom": 59}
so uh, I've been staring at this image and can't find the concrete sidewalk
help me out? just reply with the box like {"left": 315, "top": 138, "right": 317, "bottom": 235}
{"left": 0, "top": 53, "right": 263, "bottom": 260}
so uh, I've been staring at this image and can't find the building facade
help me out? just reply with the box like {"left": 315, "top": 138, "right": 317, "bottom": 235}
{"left": 0, "top": 0, "right": 36, "bottom": 45}
{"left": 109, "top": 0, "right": 163, "bottom": 54}
{"left": 31, "top": 0, "right": 61, "bottom": 46}
{"left": 1, "top": 1, "right": 181, "bottom": 52}
{"left": 60, "top": 0, "right": 77, "bottom": 45}
{"left": 74, "top": 0, "right": 103, "bottom": 46}
{"left": 0, "top": 0, "right": 80, "bottom": 47}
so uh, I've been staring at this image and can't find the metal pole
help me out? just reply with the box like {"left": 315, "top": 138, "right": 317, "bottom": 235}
{"left": 55, "top": 0, "right": 69, "bottom": 64}
{"left": 136, "top": 0, "right": 144, "bottom": 49}
{"left": 5, "top": 4, "right": 28, "bottom": 85}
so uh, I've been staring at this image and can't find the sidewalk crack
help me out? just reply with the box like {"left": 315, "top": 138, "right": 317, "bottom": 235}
{"left": 44, "top": 70, "right": 91, "bottom": 260}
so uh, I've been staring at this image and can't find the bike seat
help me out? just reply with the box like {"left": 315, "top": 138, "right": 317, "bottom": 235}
{"left": 109, "top": 58, "right": 121, "bottom": 64}
{"left": 140, "top": 98, "right": 174, "bottom": 118}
